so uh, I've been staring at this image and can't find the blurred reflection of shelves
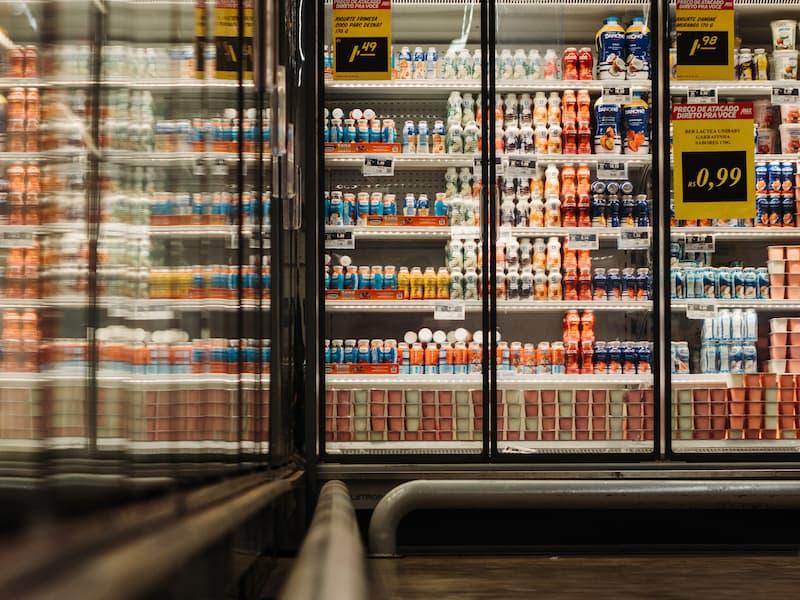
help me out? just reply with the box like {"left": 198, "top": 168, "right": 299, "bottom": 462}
{"left": 96, "top": 373, "right": 268, "bottom": 387}
{"left": 672, "top": 227, "right": 800, "bottom": 241}
{"left": 324, "top": 299, "right": 649, "bottom": 312}
{"left": 498, "top": 440, "right": 653, "bottom": 454}
{"left": 104, "top": 151, "right": 262, "bottom": 165}
{"left": 671, "top": 299, "right": 800, "bottom": 311}
{"left": 0, "top": 152, "right": 41, "bottom": 162}
{"left": 0, "top": 78, "right": 255, "bottom": 90}
{"left": 671, "top": 80, "right": 800, "bottom": 98}
{"left": 326, "top": 441, "right": 483, "bottom": 455}
{"left": 325, "top": 79, "right": 651, "bottom": 96}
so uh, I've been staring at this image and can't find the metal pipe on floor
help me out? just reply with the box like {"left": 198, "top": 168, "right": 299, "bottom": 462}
{"left": 368, "top": 479, "right": 800, "bottom": 557}
{"left": 279, "top": 480, "right": 368, "bottom": 600}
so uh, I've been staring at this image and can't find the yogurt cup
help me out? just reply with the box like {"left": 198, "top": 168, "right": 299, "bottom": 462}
{"left": 779, "top": 123, "right": 800, "bottom": 153}
{"left": 757, "top": 127, "right": 777, "bottom": 154}
{"left": 773, "top": 49, "right": 799, "bottom": 80}
{"left": 772, "top": 19, "right": 797, "bottom": 50}
{"left": 781, "top": 104, "right": 800, "bottom": 124}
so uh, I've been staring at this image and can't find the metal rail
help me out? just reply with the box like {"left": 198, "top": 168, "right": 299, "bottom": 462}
{"left": 3, "top": 470, "right": 303, "bottom": 600}
{"left": 368, "top": 479, "right": 800, "bottom": 557}
{"left": 280, "top": 481, "right": 368, "bottom": 600}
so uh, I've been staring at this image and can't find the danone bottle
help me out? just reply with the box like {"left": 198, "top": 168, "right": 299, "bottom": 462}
{"left": 623, "top": 92, "right": 650, "bottom": 155}
{"left": 593, "top": 93, "right": 622, "bottom": 154}
{"left": 596, "top": 16, "right": 627, "bottom": 80}
{"left": 625, "top": 16, "right": 650, "bottom": 80}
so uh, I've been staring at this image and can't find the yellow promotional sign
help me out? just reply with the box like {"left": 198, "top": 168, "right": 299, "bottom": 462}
{"left": 673, "top": 103, "right": 755, "bottom": 220}
{"left": 333, "top": 0, "right": 392, "bottom": 80}
{"left": 675, "top": 0, "right": 734, "bottom": 80}
{"left": 214, "top": 0, "right": 253, "bottom": 80}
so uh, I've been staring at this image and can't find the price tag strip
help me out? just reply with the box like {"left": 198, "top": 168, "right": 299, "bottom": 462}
{"left": 602, "top": 84, "right": 632, "bottom": 105}
{"left": 325, "top": 229, "right": 356, "bottom": 249}
{"left": 686, "top": 302, "right": 718, "bottom": 320}
{"left": 617, "top": 229, "right": 650, "bottom": 250}
{"left": 597, "top": 160, "right": 628, "bottom": 180}
{"left": 687, "top": 87, "right": 718, "bottom": 104}
{"left": 434, "top": 301, "right": 466, "bottom": 321}
{"left": 771, "top": 86, "right": 800, "bottom": 106}
{"left": 450, "top": 225, "right": 481, "bottom": 239}
{"left": 684, "top": 233, "right": 715, "bottom": 253}
{"left": 362, "top": 156, "right": 394, "bottom": 177}
{"left": 568, "top": 232, "right": 599, "bottom": 250}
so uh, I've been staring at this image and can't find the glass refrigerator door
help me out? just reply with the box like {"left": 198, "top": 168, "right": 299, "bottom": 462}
{"left": 97, "top": 0, "right": 269, "bottom": 478}
{"left": 668, "top": 1, "right": 800, "bottom": 455}
{"left": 492, "top": 1, "right": 658, "bottom": 456}
{"left": 0, "top": 3, "right": 96, "bottom": 494}
{"left": 322, "top": 1, "right": 489, "bottom": 457}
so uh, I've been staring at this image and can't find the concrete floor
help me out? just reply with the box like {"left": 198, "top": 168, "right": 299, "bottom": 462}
{"left": 371, "top": 554, "right": 800, "bottom": 599}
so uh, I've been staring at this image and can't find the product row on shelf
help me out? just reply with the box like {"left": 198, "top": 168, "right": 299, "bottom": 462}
{"left": 324, "top": 15, "right": 650, "bottom": 83}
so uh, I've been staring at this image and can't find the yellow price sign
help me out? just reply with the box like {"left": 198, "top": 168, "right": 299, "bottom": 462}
{"left": 333, "top": 0, "right": 392, "bottom": 81}
{"left": 672, "top": 103, "right": 755, "bottom": 220}
{"left": 675, "top": 0, "right": 734, "bottom": 80}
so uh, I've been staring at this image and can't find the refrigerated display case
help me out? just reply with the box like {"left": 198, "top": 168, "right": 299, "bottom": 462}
{"left": 318, "top": 0, "right": 659, "bottom": 460}
{"left": 666, "top": 0, "right": 800, "bottom": 458}
{"left": 0, "top": 0, "right": 289, "bottom": 511}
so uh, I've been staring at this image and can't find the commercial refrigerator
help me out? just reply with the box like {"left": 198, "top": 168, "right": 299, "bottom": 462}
{"left": 317, "top": 0, "right": 660, "bottom": 462}
{"left": 314, "top": 0, "right": 800, "bottom": 466}
{"left": 0, "top": 0, "right": 295, "bottom": 519}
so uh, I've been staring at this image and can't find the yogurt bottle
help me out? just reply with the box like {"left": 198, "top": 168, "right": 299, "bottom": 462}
{"left": 625, "top": 16, "right": 650, "bottom": 80}
{"left": 594, "top": 95, "right": 622, "bottom": 154}
{"left": 623, "top": 92, "right": 650, "bottom": 155}
{"left": 596, "top": 16, "right": 627, "bottom": 80}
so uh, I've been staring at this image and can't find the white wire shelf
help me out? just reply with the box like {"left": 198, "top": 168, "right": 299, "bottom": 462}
{"left": 505, "top": 226, "right": 652, "bottom": 240}
{"left": 671, "top": 80, "right": 800, "bottom": 97}
{"left": 324, "top": 299, "right": 650, "bottom": 312}
{"left": 104, "top": 151, "right": 262, "bottom": 165}
{"left": 326, "top": 225, "right": 473, "bottom": 240}
{"left": 325, "top": 441, "right": 484, "bottom": 455}
{"left": 498, "top": 440, "right": 653, "bottom": 454}
{"left": 671, "top": 299, "right": 800, "bottom": 311}
{"left": 324, "top": 153, "right": 651, "bottom": 169}
{"left": 672, "top": 440, "right": 800, "bottom": 453}
{"left": 671, "top": 373, "right": 734, "bottom": 387}
{"left": 326, "top": 373, "right": 652, "bottom": 388}
{"left": 0, "top": 371, "right": 268, "bottom": 386}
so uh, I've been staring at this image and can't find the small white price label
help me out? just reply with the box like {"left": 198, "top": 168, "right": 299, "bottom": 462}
{"left": 771, "top": 86, "right": 800, "bottom": 105}
{"left": 687, "top": 87, "right": 718, "bottom": 104}
{"left": 685, "top": 234, "right": 715, "bottom": 253}
{"left": 602, "top": 84, "right": 632, "bottom": 104}
{"left": 450, "top": 225, "right": 480, "bottom": 239}
{"left": 617, "top": 229, "right": 650, "bottom": 250}
{"left": 597, "top": 160, "right": 628, "bottom": 180}
{"left": 568, "top": 231, "right": 599, "bottom": 250}
{"left": 325, "top": 229, "right": 355, "bottom": 249}
{"left": 193, "top": 159, "right": 206, "bottom": 176}
{"left": 362, "top": 156, "right": 394, "bottom": 177}
{"left": 505, "top": 156, "right": 537, "bottom": 180}
{"left": 434, "top": 301, "right": 466, "bottom": 321}
{"left": 0, "top": 231, "right": 34, "bottom": 248}
{"left": 211, "top": 159, "right": 229, "bottom": 176}
{"left": 686, "top": 302, "right": 717, "bottom": 320}
{"left": 109, "top": 304, "right": 175, "bottom": 321}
